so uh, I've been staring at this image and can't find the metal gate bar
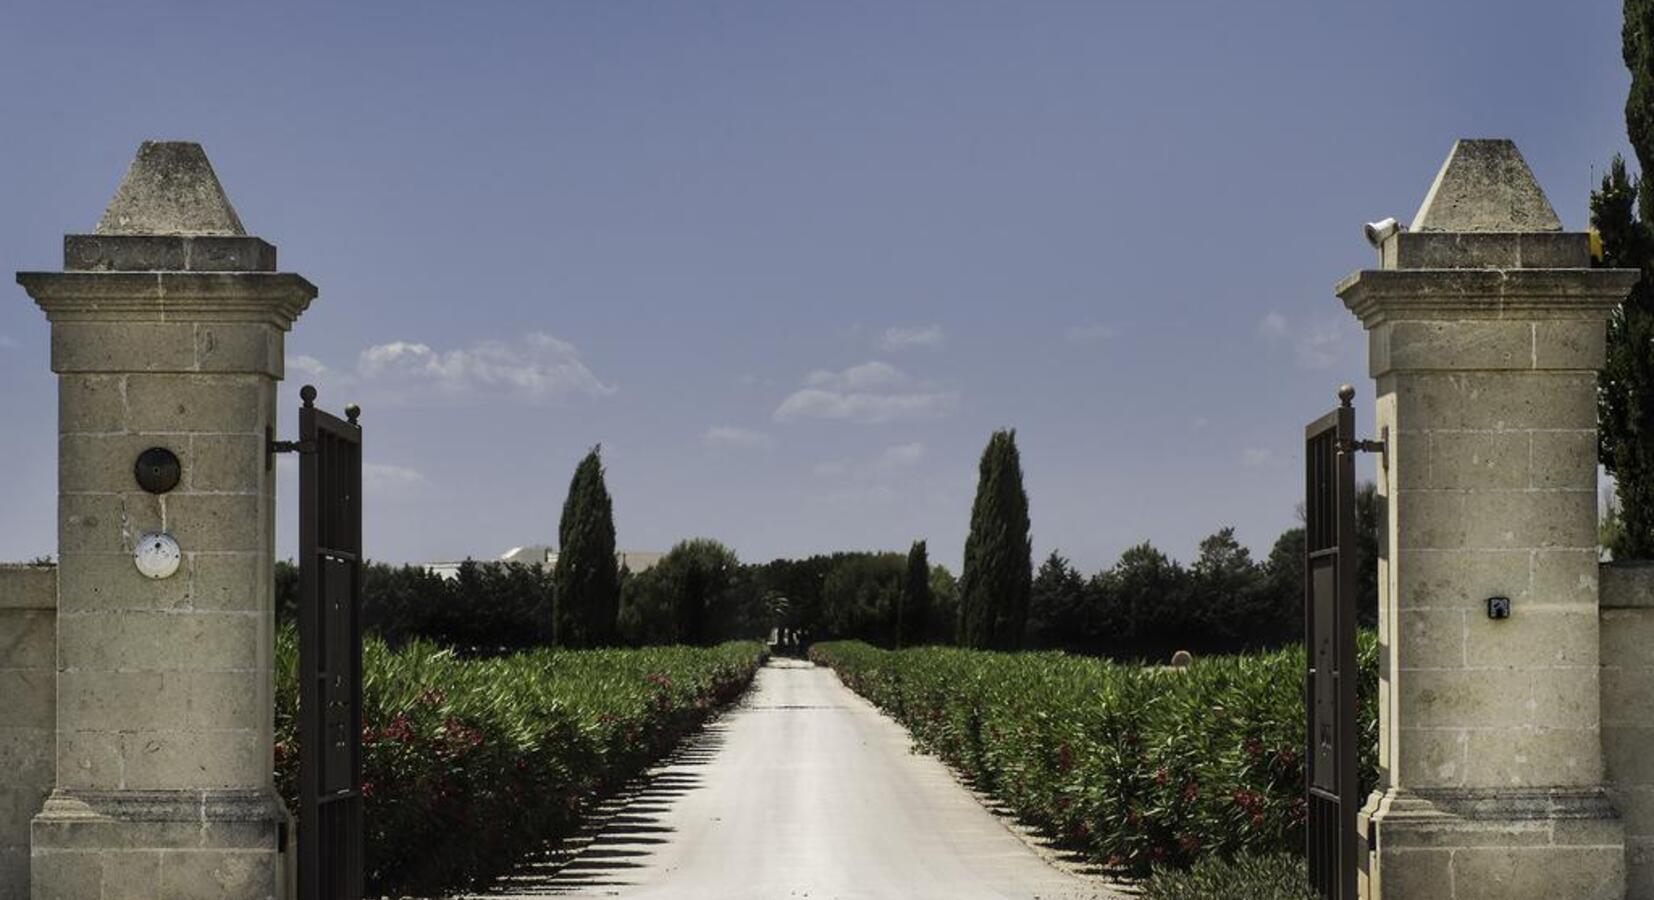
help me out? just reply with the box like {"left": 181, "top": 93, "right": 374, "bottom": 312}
{"left": 1304, "top": 387, "right": 1359, "bottom": 900}
{"left": 297, "top": 385, "right": 365, "bottom": 900}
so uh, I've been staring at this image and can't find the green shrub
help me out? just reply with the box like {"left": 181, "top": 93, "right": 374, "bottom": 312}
{"left": 1140, "top": 853, "right": 1316, "bottom": 900}
{"left": 810, "top": 636, "right": 1377, "bottom": 876}
{"left": 275, "top": 629, "right": 765, "bottom": 896}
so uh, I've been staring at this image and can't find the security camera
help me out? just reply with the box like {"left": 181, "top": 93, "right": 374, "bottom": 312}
{"left": 1364, "top": 217, "right": 1404, "bottom": 247}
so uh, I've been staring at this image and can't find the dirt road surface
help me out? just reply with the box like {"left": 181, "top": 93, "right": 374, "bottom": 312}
{"left": 477, "top": 658, "right": 1118, "bottom": 900}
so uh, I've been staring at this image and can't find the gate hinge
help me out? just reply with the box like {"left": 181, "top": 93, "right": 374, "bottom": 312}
{"left": 1338, "top": 426, "right": 1389, "bottom": 470}
{"left": 266, "top": 425, "right": 316, "bottom": 470}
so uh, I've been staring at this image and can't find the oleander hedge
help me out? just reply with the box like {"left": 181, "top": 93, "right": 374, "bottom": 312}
{"left": 1141, "top": 852, "right": 1316, "bottom": 900}
{"left": 810, "top": 637, "right": 1377, "bottom": 876}
{"left": 275, "top": 630, "right": 765, "bottom": 897}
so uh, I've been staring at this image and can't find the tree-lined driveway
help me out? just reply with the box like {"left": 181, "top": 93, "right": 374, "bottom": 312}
{"left": 479, "top": 658, "right": 1115, "bottom": 900}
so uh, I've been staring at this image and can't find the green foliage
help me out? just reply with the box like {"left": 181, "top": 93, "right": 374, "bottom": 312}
{"left": 1140, "top": 853, "right": 1316, "bottom": 900}
{"left": 927, "top": 564, "right": 960, "bottom": 644}
{"left": 1592, "top": 157, "right": 1654, "bottom": 559}
{"left": 274, "top": 629, "right": 764, "bottom": 896}
{"left": 821, "top": 552, "right": 905, "bottom": 643}
{"left": 810, "top": 636, "right": 1378, "bottom": 877}
{"left": 1354, "top": 482, "right": 1381, "bottom": 625}
{"left": 1626, "top": 0, "right": 1654, "bottom": 178}
{"left": 1024, "top": 497, "right": 1379, "bottom": 661}
{"left": 1027, "top": 551, "right": 1088, "bottom": 650}
{"left": 555, "top": 447, "right": 621, "bottom": 646}
{"left": 959, "top": 429, "right": 1032, "bottom": 649}
{"left": 276, "top": 559, "right": 555, "bottom": 654}
{"left": 898, "top": 540, "right": 932, "bottom": 648}
{"left": 1596, "top": 5, "right": 1654, "bottom": 560}
{"left": 620, "top": 538, "right": 749, "bottom": 646}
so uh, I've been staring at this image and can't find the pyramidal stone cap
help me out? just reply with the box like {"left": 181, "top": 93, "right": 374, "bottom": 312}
{"left": 56, "top": 141, "right": 277, "bottom": 272}
{"left": 96, "top": 141, "right": 247, "bottom": 236}
{"left": 1410, "top": 139, "right": 1563, "bottom": 233}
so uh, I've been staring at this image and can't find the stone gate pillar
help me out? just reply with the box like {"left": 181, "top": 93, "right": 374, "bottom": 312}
{"left": 16, "top": 142, "right": 314, "bottom": 899}
{"left": 1339, "top": 139, "right": 1638, "bottom": 900}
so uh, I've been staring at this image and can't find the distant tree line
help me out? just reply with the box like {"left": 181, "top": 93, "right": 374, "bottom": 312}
{"left": 1025, "top": 484, "right": 1378, "bottom": 660}
{"left": 274, "top": 431, "right": 1376, "bottom": 659}
{"left": 275, "top": 558, "right": 554, "bottom": 655}
{"left": 274, "top": 543, "right": 958, "bottom": 654}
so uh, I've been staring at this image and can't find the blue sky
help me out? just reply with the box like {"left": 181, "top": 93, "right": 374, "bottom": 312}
{"left": 0, "top": 1, "right": 1631, "bottom": 571}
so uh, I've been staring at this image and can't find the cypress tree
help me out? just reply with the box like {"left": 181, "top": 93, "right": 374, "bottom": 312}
{"left": 1595, "top": 2, "right": 1654, "bottom": 559}
{"left": 554, "top": 446, "right": 619, "bottom": 647}
{"left": 957, "top": 429, "right": 1032, "bottom": 650}
{"left": 898, "top": 540, "right": 932, "bottom": 648}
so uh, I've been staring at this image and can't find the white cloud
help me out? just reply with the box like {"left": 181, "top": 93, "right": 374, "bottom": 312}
{"left": 1257, "top": 312, "right": 1347, "bottom": 370}
{"left": 356, "top": 332, "right": 614, "bottom": 401}
{"left": 1242, "top": 448, "right": 1278, "bottom": 468}
{"left": 1064, "top": 323, "right": 1116, "bottom": 344}
{"left": 876, "top": 442, "right": 926, "bottom": 470}
{"left": 877, "top": 325, "right": 945, "bottom": 352}
{"left": 777, "top": 362, "right": 958, "bottom": 424}
{"left": 702, "top": 426, "right": 776, "bottom": 451}
{"left": 290, "top": 354, "right": 329, "bottom": 379}
{"left": 804, "top": 361, "right": 912, "bottom": 391}
{"left": 362, "top": 463, "right": 427, "bottom": 494}
{"left": 1295, "top": 326, "right": 1344, "bottom": 370}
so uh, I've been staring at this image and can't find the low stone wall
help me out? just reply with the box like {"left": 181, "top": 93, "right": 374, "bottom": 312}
{"left": 0, "top": 564, "right": 55, "bottom": 900}
{"left": 1603, "top": 561, "right": 1654, "bottom": 899}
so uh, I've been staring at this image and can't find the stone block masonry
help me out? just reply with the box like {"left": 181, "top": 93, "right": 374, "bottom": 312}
{"left": 15, "top": 141, "right": 314, "bottom": 900}
{"left": 1341, "top": 139, "right": 1639, "bottom": 900}
{"left": 1602, "top": 564, "right": 1654, "bottom": 900}
{"left": 0, "top": 566, "right": 55, "bottom": 900}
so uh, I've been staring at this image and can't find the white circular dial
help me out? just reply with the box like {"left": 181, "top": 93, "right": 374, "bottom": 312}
{"left": 133, "top": 532, "right": 181, "bottom": 579}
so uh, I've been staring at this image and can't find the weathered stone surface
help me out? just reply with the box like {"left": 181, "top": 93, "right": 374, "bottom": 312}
{"left": 1461, "top": 607, "right": 1598, "bottom": 667}
{"left": 58, "top": 374, "right": 127, "bottom": 435}
{"left": 1366, "top": 789, "right": 1624, "bottom": 899}
{"left": 95, "top": 142, "right": 245, "bottom": 237}
{"left": 1411, "top": 140, "right": 1564, "bottom": 234}
{"left": 1392, "top": 372, "right": 1599, "bottom": 431}
{"left": 0, "top": 567, "right": 54, "bottom": 900}
{"left": 124, "top": 374, "right": 266, "bottom": 434}
{"left": 0, "top": 566, "right": 55, "bottom": 611}
{"left": 1395, "top": 549, "right": 1533, "bottom": 610}
{"left": 1384, "top": 230, "right": 1591, "bottom": 270}
{"left": 1603, "top": 562, "right": 1654, "bottom": 609}
{"left": 64, "top": 235, "right": 275, "bottom": 273}
{"left": 56, "top": 611, "right": 258, "bottom": 672}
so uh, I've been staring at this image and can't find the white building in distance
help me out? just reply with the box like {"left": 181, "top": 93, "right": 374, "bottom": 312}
{"left": 424, "top": 545, "right": 664, "bottom": 580}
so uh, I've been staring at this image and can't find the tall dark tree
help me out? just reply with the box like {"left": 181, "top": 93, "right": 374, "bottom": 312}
{"left": 898, "top": 540, "right": 932, "bottom": 648}
{"left": 1593, "top": 156, "right": 1654, "bottom": 559}
{"left": 1027, "top": 551, "right": 1088, "bottom": 651}
{"left": 554, "top": 447, "right": 620, "bottom": 647}
{"left": 638, "top": 539, "right": 744, "bottom": 641}
{"left": 958, "top": 429, "right": 1032, "bottom": 650}
{"left": 1590, "top": 3, "right": 1654, "bottom": 559}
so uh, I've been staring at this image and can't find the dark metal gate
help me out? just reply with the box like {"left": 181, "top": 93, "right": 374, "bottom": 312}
{"left": 1304, "top": 386, "right": 1361, "bottom": 900}
{"left": 294, "top": 385, "right": 364, "bottom": 900}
